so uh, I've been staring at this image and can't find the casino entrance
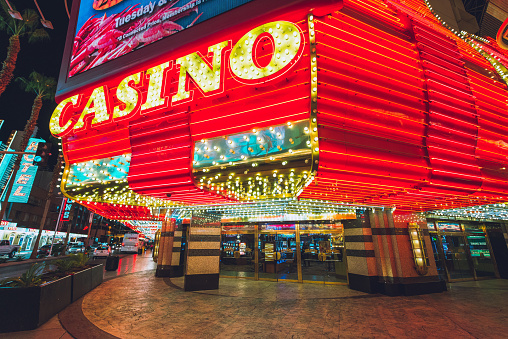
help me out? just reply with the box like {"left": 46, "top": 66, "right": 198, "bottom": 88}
{"left": 220, "top": 221, "right": 347, "bottom": 284}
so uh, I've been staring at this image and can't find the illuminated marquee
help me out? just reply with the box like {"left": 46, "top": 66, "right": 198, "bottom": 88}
{"left": 51, "top": 21, "right": 304, "bottom": 136}
{"left": 54, "top": 0, "right": 508, "bottom": 219}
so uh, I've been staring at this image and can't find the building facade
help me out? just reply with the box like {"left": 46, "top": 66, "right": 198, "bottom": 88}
{"left": 51, "top": 0, "right": 508, "bottom": 294}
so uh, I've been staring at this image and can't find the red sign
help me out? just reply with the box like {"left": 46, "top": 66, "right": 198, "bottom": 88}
{"left": 61, "top": 198, "right": 74, "bottom": 221}
{"left": 51, "top": 21, "right": 303, "bottom": 136}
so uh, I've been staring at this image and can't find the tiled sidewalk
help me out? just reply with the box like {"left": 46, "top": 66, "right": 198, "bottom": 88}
{"left": 79, "top": 273, "right": 508, "bottom": 339}
{"left": 2, "top": 257, "right": 508, "bottom": 338}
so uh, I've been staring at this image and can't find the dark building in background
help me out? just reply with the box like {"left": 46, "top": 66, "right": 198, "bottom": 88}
{"left": 1, "top": 169, "right": 131, "bottom": 251}
{"left": 461, "top": 0, "right": 508, "bottom": 38}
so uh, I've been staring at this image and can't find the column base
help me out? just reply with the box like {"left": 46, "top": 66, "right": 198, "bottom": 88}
{"left": 348, "top": 273, "right": 447, "bottom": 296}
{"left": 348, "top": 273, "right": 378, "bottom": 294}
{"left": 184, "top": 273, "right": 219, "bottom": 291}
{"left": 155, "top": 265, "right": 184, "bottom": 278}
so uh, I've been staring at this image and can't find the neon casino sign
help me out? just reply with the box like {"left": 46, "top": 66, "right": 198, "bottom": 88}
{"left": 50, "top": 21, "right": 304, "bottom": 136}
{"left": 497, "top": 18, "right": 508, "bottom": 50}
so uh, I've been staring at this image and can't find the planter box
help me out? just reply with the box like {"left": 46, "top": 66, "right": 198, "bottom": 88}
{"left": 0, "top": 275, "right": 72, "bottom": 333}
{"left": 72, "top": 264, "right": 103, "bottom": 302}
{"left": 0, "top": 264, "right": 104, "bottom": 333}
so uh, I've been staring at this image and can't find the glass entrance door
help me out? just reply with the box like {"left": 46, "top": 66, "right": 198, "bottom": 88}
{"left": 258, "top": 224, "right": 297, "bottom": 281}
{"left": 300, "top": 223, "right": 346, "bottom": 284}
{"left": 429, "top": 233, "right": 447, "bottom": 280}
{"left": 222, "top": 222, "right": 347, "bottom": 284}
{"left": 220, "top": 225, "right": 256, "bottom": 278}
{"left": 441, "top": 234, "right": 474, "bottom": 280}
{"left": 275, "top": 232, "right": 298, "bottom": 281}
{"left": 467, "top": 233, "right": 496, "bottom": 278}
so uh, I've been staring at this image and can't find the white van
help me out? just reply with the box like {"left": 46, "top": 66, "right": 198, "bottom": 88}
{"left": 121, "top": 233, "right": 140, "bottom": 253}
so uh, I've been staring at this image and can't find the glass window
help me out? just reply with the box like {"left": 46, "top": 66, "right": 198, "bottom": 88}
{"left": 441, "top": 235, "right": 474, "bottom": 280}
{"left": 300, "top": 231, "right": 346, "bottom": 283}
{"left": 220, "top": 225, "right": 256, "bottom": 278}
{"left": 467, "top": 234, "right": 496, "bottom": 277}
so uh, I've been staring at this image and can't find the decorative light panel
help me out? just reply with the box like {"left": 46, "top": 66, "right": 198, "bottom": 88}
{"left": 193, "top": 120, "right": 312, "bottom": 201}
{"left": 63, "top": 153, "right": 178, "bottom": 208}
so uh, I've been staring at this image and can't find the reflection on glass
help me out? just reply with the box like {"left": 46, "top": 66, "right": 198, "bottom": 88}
{"left": 441, "top": 235, "right": 473, "bottom": 280}
{"left": 467, "top": 234, "right": 496, "bottom": 277}
{"left": 300, "top": 229, "right": 346, "bottom": 283}
{"left": 220, "top": 225, "right": 255, "bottom": 278}
{"left": 276, "top": 232, "right": 298, "bottom": 281}
{"left": 430, "top": 235, "right": 446, "bottom": 280}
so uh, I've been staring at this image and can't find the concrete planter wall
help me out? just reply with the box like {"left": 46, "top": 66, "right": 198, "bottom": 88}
{"left": 72, "top": 264, "right": 104, "bottom": 302}
{"left": 0, "top": 275, "right": 71, "bottom": 332}
{"left": 0, "top": 264, "right": 103, "bottom": 333}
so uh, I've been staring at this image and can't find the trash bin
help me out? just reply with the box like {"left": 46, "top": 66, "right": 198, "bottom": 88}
{"left": 138, "top": 248, "right": 143, "bottom": 254}
{"left": 106, "top": 255, "right": 119, "bottom": 271}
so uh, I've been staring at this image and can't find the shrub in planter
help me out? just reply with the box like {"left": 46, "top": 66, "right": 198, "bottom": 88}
{"left": 1, "top": 262, "right": 45, "bottom": 287}
{"left": 0, "top": 263, "right": 72, "bottom": 332}
{"left": 0, "top": 258, "right": 103, "bottom": 332}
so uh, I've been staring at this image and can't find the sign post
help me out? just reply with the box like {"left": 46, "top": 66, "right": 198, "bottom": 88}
{"left": 49, "top": 197, "right": 66, "bottom": 256}
{"left": 86, "top": 212, "right": 94, "bottom": 247}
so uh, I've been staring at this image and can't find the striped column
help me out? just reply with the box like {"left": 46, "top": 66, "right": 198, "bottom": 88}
{"left": 345, "top": 209, "right": 446, "bottom": 295}
{"left": 184, "top": 213, "right": 221, "bottom": 291}
{"left": 390, "top": 212, "right": 445, "bottom": 295}
{"left": 156, "top": 218, "right": 176, "bottom": 277}
{"left": 169, "top": 221, "right": 184, "bottom": 277}
{"left": 344, "top": 209, "right": 378, "bottom": 293}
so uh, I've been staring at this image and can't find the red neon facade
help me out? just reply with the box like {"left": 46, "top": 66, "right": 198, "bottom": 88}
{"left": 53, "top": 0, "right": 508, "bottom": 219}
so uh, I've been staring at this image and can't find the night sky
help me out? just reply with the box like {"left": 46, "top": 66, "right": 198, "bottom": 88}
{"left": 0, "top": 0, "right": 69, "bottom": 165}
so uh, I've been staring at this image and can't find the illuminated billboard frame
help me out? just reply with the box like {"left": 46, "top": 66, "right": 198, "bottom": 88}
{"left": 2, "top": 138, "right": 45, "bottom": 204}
{"left": 69, "top": 0, "right": 255, "bottom": 77}
{"left": 57, "top": 0, "right": 327, "bottom": 99}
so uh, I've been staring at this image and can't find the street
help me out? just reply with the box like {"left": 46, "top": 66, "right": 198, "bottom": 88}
{"left": 0, "top": 250, "right": 156, "bottom": 281}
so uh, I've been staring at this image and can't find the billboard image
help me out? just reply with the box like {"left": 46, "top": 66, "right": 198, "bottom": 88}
{"left": 5, "top": 138, "right": 45, "bottom": 204}
{"left": 70, "top": 0, "right": 253, "bottom": 77}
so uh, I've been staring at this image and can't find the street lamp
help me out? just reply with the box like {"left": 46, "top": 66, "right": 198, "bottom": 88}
{"left": 33, "top": 0, "right": 53, "bottom": 29}
{"left": 4, "top": 0, "right": 22, "bottom": 20}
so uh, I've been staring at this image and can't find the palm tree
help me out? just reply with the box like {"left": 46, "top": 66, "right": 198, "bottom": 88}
{"left": 0, "top": 6, "right": 48, "bottom": 97}
{"left": 0, "top": 71, "right": 56, "bottom": 239}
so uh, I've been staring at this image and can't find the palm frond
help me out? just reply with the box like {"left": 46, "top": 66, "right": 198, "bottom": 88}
{"left": 16, "top": 71, "right": 56, "bottom": 99}
{"left": 27, "top": 28, "right": 49, "bottom": 43}
{"left": 0, "top": 7, "right": 47, "bottom": 42}
{"left": 20, "top": 9, "right": 39, "bottom": 31}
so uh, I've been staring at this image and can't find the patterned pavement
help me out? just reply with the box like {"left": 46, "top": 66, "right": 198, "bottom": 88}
{"left": 2, "top": 251, "right": 508, "bottom": 338}
{"left": 81, "top": 273, "right": 508, "bottom": 338}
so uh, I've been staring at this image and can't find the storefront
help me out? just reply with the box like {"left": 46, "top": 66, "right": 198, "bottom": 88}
{"left": 0, "top": 223, "right": 85, "bottom": 252}
{"left": 220, "top": 220, "right": 346, "bottom": 284}
{"left": 51, "top": 0, "right": 508, "bottom": 294}
{"left": 428, "top": 220, "right": 507, "bottom": 281}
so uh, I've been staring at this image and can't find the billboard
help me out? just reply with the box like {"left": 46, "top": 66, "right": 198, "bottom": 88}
{"left": 5, "top": 138, "right": 45, "bottom": 203}
{"left": 70, "top": 0, "right": 254, "bottom": 77}
{"left": 61, "top": 198, "right": 74, "bottom": 221}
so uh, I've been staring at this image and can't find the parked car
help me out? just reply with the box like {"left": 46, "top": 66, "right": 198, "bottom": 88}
{"left": 37, "top": 243, "right": 65, "bottom": 257}
{"left": 0, "top": 239, "right": 20, "bottom": 258}
{"left": 111, "top": 243, "right": 121, "bottom": 251}
{"left": 68, "top": 243, "right": 85, "bottom": 254}
{"left": 93, "top": 246, "right": 111, "bottom": 259}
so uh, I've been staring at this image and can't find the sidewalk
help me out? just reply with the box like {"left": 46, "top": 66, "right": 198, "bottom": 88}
{"left": 76, "top": 275, "right": 508, "bottom": 339}
{"left": 2, "top": 252, "right": 508, "bottom": 338}
{"left": 0, "top": 251, "right": 156, "bottom": 339}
